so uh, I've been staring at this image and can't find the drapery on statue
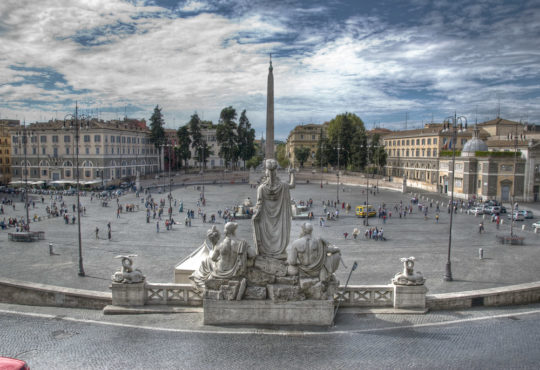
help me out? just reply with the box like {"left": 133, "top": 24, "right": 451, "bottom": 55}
{"left": 190, "top": 225, "right": 221, "bottom": 292}
{"left": 287, "top": 222, "right": 341, "bottom": 282}
{"left": 210, "top": 222, "right": 254, "bottom": 280}
{"left": 252, "top": 159, "right": 295, "bottom": 259}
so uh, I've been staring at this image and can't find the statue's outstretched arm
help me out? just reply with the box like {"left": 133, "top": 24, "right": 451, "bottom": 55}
{"left": 288, "top": 166, "right": 296, "bottom": 189}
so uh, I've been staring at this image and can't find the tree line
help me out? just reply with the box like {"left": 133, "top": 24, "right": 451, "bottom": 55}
{"left": 148, "top": 105, "right": 257, "bottom": 171}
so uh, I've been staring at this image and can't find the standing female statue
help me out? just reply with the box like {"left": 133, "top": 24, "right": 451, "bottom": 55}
{"left": 252, "top": 159, "right": 295, "bottom": 259}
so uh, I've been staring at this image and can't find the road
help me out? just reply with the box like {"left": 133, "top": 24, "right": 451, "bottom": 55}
{"left": 1, "top": 303, "right": 539, "bottom": 369}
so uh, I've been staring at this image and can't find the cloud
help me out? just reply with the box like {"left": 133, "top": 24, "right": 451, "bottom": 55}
{"left": 0, "top": 0, "right": 539, "bottom": 137}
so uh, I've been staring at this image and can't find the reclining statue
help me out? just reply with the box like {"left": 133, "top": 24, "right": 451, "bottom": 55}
{"left": 287, "top": 222, "right": 341, "bottom": 282}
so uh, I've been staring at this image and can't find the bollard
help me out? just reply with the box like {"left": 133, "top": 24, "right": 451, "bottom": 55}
{"left": 479, "top": 248, "right": 483, "bottom": 259}
{"left": 49, "top": 242, "right": 54, "bottom": 255}
{"left": 535, "top": 227, "right": 538, "bottom": 234}
{"left": 522, "top": 225, "right": 526, "bottom": 231}
{"left": 500, "top": 219, "right": 504, "bottom": 225}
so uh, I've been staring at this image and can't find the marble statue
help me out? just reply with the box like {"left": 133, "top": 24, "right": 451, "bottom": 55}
{"left": 392, "top": 257, "right": 425, "bottom": 285}
{"left": 112, "top": 255, "right": 145, "bottom": 283}
{"left": 210, "top": 222, "right": 254, "bottom": 280}
{"left": 252, "top": 159, "right": 295, "bottom": 259}
{"left": 190, "top": 225, "right": 221, "bottom": 292}
{"left": 287, "top": 222, "right": 341, "bottom": 282}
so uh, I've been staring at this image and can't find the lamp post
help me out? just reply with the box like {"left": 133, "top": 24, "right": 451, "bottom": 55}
{"left": 509, "top": 125, "right": 521, "bottom": 237}
{"left": 442, "top": 112, "right": 467, "bottom": 282}
{"left": 320, "top": 141, "right": 324, "bottom": 188}
{"left": 161, "top": 142, "right": 173, "bottom": 225}
{"left": 64, "top": 103, "right": 89, "bottom": 277}
{"left": 335, "top": 140, "right": 342, "bottom": 205}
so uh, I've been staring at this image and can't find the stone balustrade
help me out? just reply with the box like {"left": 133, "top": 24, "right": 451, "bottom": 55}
{"left": 144, "top": 283, "right": 202, "bottom": 306}
{"left": 335, "top": 285, "right": 394, "bottom": 307}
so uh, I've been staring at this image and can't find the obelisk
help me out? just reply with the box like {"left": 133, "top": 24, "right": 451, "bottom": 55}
{"left": 265, "top": 55, "right": 274, "bottom": 159}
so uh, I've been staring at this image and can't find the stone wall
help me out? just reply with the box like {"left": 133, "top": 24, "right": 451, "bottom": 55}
{"left": 0, "top": 277, "right": 111, "bottom": 309}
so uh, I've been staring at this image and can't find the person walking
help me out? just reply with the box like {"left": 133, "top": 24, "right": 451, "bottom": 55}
{"left": 95, "top": 227, "right": 99, "bottom": 239}
{"left": 156, "top": 221, "right": 160, "bottom": 233}
{"left": 435, "top": 213, "right": 439, "bottom": 223}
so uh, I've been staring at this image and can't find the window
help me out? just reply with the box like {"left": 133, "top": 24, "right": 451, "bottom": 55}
{"left": 83, "top": 135, "right": 90, "bottom": 143}
{"left": 427, "top": 138, "right": 431, "bottom": 144}
{"left": 416, "top": 139, "right": 420, "bottom": 145}
{"left": 31, "top": 136, "right": 37, "bottom": 143}
{"left": 40, "top": 135, "right": 47, "bottom": 143}
{"left": 64, "top": 135, "right": 71, "bottom": 143}
{"left": 14, "top": 147, "right": 18, "bottom": 155}
{"left": 111, "top": 136, "right": 115, "bottom": 143}
{"left": 416, "top": 149, "right": 420, "bottom": 156}
{"left": 433, "top": 138, "right": 437, "bottom": 144}
{"left": 42, "top": 147, "right": 46, "bottom": 155}
{"left": 12, "top": 136, "right": 18, "bottom": 144}
{"left": 66, "top": 147, "right": 70, "bottom": 155}
{"left": 401, "top": 140, "right": 405, "bottom": 145}
{"left": 422, "top": 138, "right": 425, "bottom": 145}
{"left": 52, "top": 135, "right": 59, "bottom": 143}
{"left": 96, "top": 147, "right": 100, "bottom": 155}
{"left": 94, "top": 135, "right": 101, "bottom": 142}
{"left": 53, "top": 148, "right": 58, "bottom": 157}
{"left": 427, "top": 148, "right": 431, "bottom": 156}
{"left": 122, "top": 136, "right": 126, "bottom": 143}
{"left": 65, "top": 169, "right": 71, "bottom": 177}
{"left": 127, "top": 137, "right": 131, "bottom": 144}
{"left": 312, "top": 135, "right": 315, "bottom": 140}
{"left": 406, "top": 140, "right": 410, "bottom": 145}
{"left": 422, "top": 149, "right": 425, "bottom": 157}
{"left": 32, "top": 147, "right": 36, "bottom": 155}
{"left": 85, "top": 147, "right": 90, "bottom": 155}
{"left": 406, "top": 149, "right": 409, "bottom": 157}
{"left": 478, "top": 180, "right": 481, "bottom": 189}
{"left": 85, "top": 170, "right": 91, "bottom": 178}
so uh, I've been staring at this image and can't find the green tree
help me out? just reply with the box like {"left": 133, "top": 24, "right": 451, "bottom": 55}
{"left": 294, "top": 146, "right": 311, "bottom": 168}
{"left": 370, "top": 134, "right": 387, "bottom": 173}
{"left": 276, "top": 143, "right": 289, "bottom": 168}
{"left": 149, "top": 105, "right": 166, "bottom": 171}
{"left": 176, "top": 125, "right": 191, "bottom": 171}
{"left": 237, "top": 110, "right": 256, "bottom": 169}
{"left": 188, "top": 113, "right": 203, "bottom": 169}
{"left": 326, "top": 112, "right": 366, "bottom": 169}
{"left": 314, "top": 128, "right": 330, "bottom": 167}
{"left": 216, "top": 106, "right": 238, "bottom": 169}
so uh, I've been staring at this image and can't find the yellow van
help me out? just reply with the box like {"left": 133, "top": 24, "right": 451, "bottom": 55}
{"left": 356, "top": 205, "right": 376, "bottom": 218}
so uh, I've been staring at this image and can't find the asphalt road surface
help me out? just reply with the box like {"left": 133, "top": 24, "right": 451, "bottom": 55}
{"left": 1, "top": 303, "right": 539, "bottom": 369}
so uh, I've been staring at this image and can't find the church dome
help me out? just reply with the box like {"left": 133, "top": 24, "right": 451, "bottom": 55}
{"left": 461, "top": 126, "right": 488, "bottom": 156}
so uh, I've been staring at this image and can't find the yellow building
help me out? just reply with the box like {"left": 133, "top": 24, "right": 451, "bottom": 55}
{"left": 383, "top": 123, "right": 487, "bottom": 189}
{"left": 0, "top": 119, "right": 20, "bottom": 185}
{"left": 285, "top": 123, "right": 327, "bottom": 167}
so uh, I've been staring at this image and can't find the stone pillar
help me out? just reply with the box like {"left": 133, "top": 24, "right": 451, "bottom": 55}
{"left": 111, "top": 282, "right": 146, "bottom": 306}
{"left": 265, "top": 58, "right": 274, "bottom": 159}
{"left": 393, "top": 284, "right": 428, "bottom": 309}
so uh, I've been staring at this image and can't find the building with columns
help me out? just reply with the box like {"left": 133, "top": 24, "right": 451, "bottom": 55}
{"left": 10, "top": 118, "right": 160, "bottom": 186}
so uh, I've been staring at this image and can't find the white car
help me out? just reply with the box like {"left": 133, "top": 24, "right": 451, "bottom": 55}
{"left": 469, "top": 207, "right": 484, "bottom": 216}
{"left": 533, "top": 221, "right": 540, "bottom": 230}
{"left": 508, "top": 212, "right": 525, "bottom": 221}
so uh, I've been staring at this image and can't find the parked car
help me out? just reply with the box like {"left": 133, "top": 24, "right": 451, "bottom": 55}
{"left": 508, "top": 212, "right": 525, "bottom": 221}
{"left": 532, "top": 221, "right": 540, "bottom": 231}
{"left": 468, "top": 207, "right": 484, "bottom": 216}
{"left": 519, "top": 210, "right": 534, "bottom": 219}
{"left": 500, "top": 206, "right": 507, "bottom": 214}
{"left": 490, "top": 206, "right": 501, "bottom": 215}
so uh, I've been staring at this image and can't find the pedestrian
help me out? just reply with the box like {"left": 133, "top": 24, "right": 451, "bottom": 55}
{"left": 478, "top": 222, "right": 484, "bottom": 233}
{"left": 95, "top": 227, "right": 99, "bottom": 239}
{"left": 156, "top": 221, "right": 160, "bottom": 233}
{"left": 344, "top": 232, "right": 348, "bottom": 239}
{"left": 435, "top": 213, "right": 439, "bottom": 223}
{"left": 352, "top": 228, "right": 359, "bottom": 240}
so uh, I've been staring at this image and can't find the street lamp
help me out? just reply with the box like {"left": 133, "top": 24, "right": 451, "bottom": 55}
{"left": 509, "top": 124, "right": 522, "bottom": 237}
{"left": 320, "top": 141, "right": 325, "bottom": 188}
{"left": 442, "top": 113, "right": 467, "bottom": 282}
{"left": 161, "top": 142, "right": 173, "bottom": 226}
{"left": 64, "top": 103, "right": 89, "bottom": 277}
{"left": 335, "top": 140, "right": 342, "bottom": 205}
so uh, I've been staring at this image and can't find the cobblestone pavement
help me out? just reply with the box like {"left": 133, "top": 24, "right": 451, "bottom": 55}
{"left": 1, "top": 302, "right": 539, "bottom": 369}
{"left": 1, "top": 178, "right": 539, "bottom": 293}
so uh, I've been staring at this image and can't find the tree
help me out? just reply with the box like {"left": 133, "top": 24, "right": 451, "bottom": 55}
{"left": 216, "top": 106, "right": 238, "bottom": 169}
{"left": 237, "top": 110, "right": 256, "bottom": 169}
{"left": 176, "top": 125, "right": 191, "bottom": 171}
{"left": 188, "top": 113, "right": 203, "bottom": 169}
{"left": 149, "top": 105, "right": 166, "bottom": 171}
{"left": 314, "top": 128, "right": 330, "bottom": 167}
{"left": 294, "top": 146, "right": 311, "bottom": 168}
{"left": 276, "top": 143, "right": 289, "bottom": 168}
{"left": 326, "top": 112, "right": 366, "bottom": 169}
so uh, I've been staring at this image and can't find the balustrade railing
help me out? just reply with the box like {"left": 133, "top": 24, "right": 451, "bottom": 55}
{"left": 145, "top": 283, "right": 202, "bottom": 306}
{"left": 335, "top": 285, "right": 394, "bottom": 307}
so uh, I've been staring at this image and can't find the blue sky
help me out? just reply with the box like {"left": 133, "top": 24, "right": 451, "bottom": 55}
{"left": 1, "top": 0, "right": 540, "bottom": 139}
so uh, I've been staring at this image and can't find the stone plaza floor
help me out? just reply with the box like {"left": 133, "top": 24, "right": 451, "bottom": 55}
{"left": 1, "top": 178, "right": 539, "bottom": 294}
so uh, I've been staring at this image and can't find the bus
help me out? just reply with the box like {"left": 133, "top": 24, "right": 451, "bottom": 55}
{"left": 355, "top": 205, "right": 376, "bottom": 218}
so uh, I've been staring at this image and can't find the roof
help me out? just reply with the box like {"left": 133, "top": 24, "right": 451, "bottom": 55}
{"left": 9, "top": 118, "right": 149, "bottom": 133}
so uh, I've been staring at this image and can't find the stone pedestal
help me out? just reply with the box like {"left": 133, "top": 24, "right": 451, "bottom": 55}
{"left": 111, "top": 282, "right": 145, "bottom": 306}
{"left": 393, "top": 284, "right": 427, "bottom": 309}
{"left": 203, "top": 299, "right": 334, "bottom": 326}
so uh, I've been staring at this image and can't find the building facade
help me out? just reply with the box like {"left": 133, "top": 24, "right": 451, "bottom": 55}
{"left": 0, "top": 119, "right": 19, "bottom": 185}
{"left": 285, "top": 123, "right": 327, "bottom": 168}
{"left": 10, "top": 118, "right": 160, "bottom": 185}
{"left": 187, "top": 122, "right": 225, "bottom": 169}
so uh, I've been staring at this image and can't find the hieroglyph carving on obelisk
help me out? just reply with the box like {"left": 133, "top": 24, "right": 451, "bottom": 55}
{"left": 265, "top": 55, "right": 275, "bottom": 159}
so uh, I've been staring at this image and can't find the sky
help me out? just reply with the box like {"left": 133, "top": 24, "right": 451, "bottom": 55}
{"left": 1, "top": 0, "right": 540, "bottom": 140}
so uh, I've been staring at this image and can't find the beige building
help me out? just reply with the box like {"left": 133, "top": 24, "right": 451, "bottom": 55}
{"left": 10, "top": 118, "right": 160, "bottom": 185}
{"left": 0, "top": 119, "right": 19, "bottom": 185}
{"left": 285, "top": 123, "right": 327, "bottom": 167}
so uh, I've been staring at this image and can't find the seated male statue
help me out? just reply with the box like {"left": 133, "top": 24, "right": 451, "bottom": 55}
{"left": 287, "top": 222, "right": 341, "bottom": 282}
